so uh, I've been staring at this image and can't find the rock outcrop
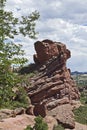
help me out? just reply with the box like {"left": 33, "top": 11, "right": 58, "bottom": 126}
{"left": 0, "top": 114, "right": 57, "bottom": 130}
{"left": 28, "top": 39, "right": 80, "bottom": 128}
{"left": 0, "top": 108, "right": 25, "bottom": 120}
{"left": 48, "top": 104, "right": 75, "bottom": 129}
{"left": 33, "top": 39, "right": 70, "bottom": 64}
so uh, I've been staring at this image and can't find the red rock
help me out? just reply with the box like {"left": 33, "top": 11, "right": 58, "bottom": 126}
{"left": 34, "top": 39, "right": 59, "bottom": 64}
{"left": 44, "top": 116, "right": 57, "bottom": 130}
{"left": 28, "top": 39, "right": 80, "bottom": 128}
{"left": 26, "top": 105, "right": 34, "bottom": 115}
{"left": 0, "top": 114, "right": 58, "bottom": 130}
{"left": 47, "top": 104, "right": 75, "bottom": 129}
{"left": 0, "top": 114, "right": 35, "bottom": 130}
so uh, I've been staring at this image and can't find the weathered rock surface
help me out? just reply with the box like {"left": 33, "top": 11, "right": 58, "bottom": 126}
{"left": 48, "top": 104, "right": 75, "bottom": 129}
{"left": 0, "top": 115, "right": 87, "bottom": 130}
{"left": 0, "top": 114, "right": 35, "bottom": 130}
{"left": 33, "top": 39, "right": 59, "bottom": 64}
{"left": 28, "top": 39, "right": 80, "bottom": 128}
{"left": 44, "top": 116, "right": 58, "bottom": 130}
{"left": 0, "top": 108, "right": 25, "bottom": 121}
{"left": 0, "top": 109, "right": 14, "bottom": 120}
{"left": 33, "top": 39, "right": 71, "bottom": 64}
{"left": 0, "top": 114, "right": 57, "bottom": 130}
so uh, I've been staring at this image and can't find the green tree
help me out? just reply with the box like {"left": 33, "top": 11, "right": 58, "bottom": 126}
{"left": 0, "top": 0, "right": 39, "bottom": 108}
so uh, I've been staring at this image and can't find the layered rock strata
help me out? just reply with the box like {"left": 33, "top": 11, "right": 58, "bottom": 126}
{"left": 28, "top": 39, "right": 80, "bottom": 128}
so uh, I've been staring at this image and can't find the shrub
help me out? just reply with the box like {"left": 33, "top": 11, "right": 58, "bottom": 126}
{"left": 53, "top": 124, "right": 64, "bottom": 130}
{"left": 34, "top": 115, "right": 48, "bottom": 130}
{"left": 24, "top": 115, "right": 48, "bottom": 130}
{"left": 0, "top": 86, "right": 29, "bottom": 109}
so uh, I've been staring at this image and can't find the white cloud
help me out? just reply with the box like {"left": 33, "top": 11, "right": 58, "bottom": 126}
{"left": 68, "top": 55, "right": 87, "bottom": 72}
{"left": 5, "top": 0, "right": 87, "bottom": 71}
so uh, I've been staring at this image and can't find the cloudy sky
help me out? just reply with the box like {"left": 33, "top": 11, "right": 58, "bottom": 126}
{"left": 6, "top": 0, "right": 87, "bottom": 72}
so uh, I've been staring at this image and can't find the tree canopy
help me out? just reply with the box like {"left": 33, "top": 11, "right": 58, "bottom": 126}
{"left": 0, "top": 0, "right": 39, "bottom": 108}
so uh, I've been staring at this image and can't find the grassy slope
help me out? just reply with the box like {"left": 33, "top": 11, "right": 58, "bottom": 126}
{"left": 72, "top": 74, "right": 87, "bottom": 125}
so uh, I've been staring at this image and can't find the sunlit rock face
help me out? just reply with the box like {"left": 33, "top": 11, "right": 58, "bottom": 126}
{"left": 33, "top": 39, "right": 70, "bottom": 64}
{"left": 28, "top": 39, "right": 80, "bottom": 129}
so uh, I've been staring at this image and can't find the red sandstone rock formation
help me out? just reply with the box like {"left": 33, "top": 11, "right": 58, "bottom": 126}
{"left": 28, "top": 39, "right": 80, "bottom": 129}
{"left": 34, "top": 39, "right": 71, "bottom": 64}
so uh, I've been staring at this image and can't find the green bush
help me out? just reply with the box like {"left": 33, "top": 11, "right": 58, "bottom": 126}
{"left": 0, "top": 86, "right": 29, "bottom": 109}
{"left": 24, "top": 125, "right": 33, "bottom": 130}
{"left": 34, "top": 115, "right": 48, "bottom": 130}
{"left": 24, "top": 115, "right": 48, "bottom": 130}
{"left": 0, "top": 73, "right": 30, "bottom": 109}
{"left": 53, "top": 124, "right": 64, "bottom": 130}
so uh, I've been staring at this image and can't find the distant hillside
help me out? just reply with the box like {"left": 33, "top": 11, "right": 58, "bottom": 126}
{"left": 71, "top": 71, "right": 87, "bottom": 75}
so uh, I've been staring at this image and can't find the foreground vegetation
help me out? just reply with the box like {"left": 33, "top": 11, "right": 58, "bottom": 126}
{"left": 0, "top": 0, "right": 39, "bottom": 109}
{"left": 24, "top": 115, "right": 65, "bottom": 130}
{"left": 0, "top": 65, "right": 37, "bottom": 109}
{"left": 72, "top": 73, "right": 87, "bottom": 125}
{"left": 53, "top": 124, "right": 64, "bottom": 130}
{"left": 74, "top": 105, "right": 87, "bottom": 125}
{"left": 24, "top": 115, "right": 48, "bottom": 130}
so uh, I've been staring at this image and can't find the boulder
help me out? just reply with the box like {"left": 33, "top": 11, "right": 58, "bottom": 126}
{"left": 0, "top": 114, "right": 35, "bottom": 130}
{"left": 14, "top": 107, "right": 25, "bottom": 115}
{"left": 47, "top": 104, "right": 75, "bottom": 129}
{"left": 0, "top": 114, "right": 58, "bottom": 130}
{"left": 0, "top": 109, "right": 14, "bottom": 120}
{"left": 44, "top": 116, "right": 58, "bottom": 130}
{"left": 33, "top": 39, "right": 59, "bottom": 64}
{"left": 0, "top": 108, "right": 25, "bottom": 120}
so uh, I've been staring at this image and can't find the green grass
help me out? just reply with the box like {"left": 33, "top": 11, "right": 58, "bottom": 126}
{"left": 74, "top": 105, "right": 87, "bottom": 125}
{"left": 72, "top": 73, "right": 87, "bottom": 125}
{"left": 74, "top": 93, "right": 87, "bottom": 125}
{"left": 80, "top": 93, "right": 87, "bottom": 104}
